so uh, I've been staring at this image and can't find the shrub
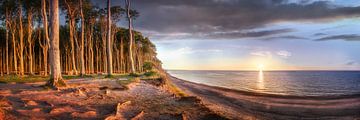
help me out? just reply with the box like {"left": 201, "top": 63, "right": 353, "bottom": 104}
{"left": 144, "top": 71, "right": 157, "bottom": 77}
{"left": 142, "top": 62, "right": 153, "bottom": 72}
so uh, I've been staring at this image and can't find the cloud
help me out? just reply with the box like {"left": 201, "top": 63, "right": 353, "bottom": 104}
{"left": 313, "top": 33, "right": 327, "bottom": 36}
{"left": 122, "top": 0, "right": 360, "bottom": 40}
{"left": 250, "top": 51, "right": 272, "bottom": 58}
{"left": 262, "top": 35, "right": 307, "bottom": 41}
{"left": 345, "top": 61, "right": 358, "bottom": 66}
{"left": 276, "top": 50, "right": 292, "bottom": 58}
{"left": 172, "top": 47, "right": 223, "bottom": 55}
{"left": 250, "top": 50, "right": 292, "bottom": 59}
{"left": 315, "top": 34, "right": 360, "bottom": 41}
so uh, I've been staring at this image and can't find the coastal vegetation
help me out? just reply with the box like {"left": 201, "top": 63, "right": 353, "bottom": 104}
{"left": 0, "top": 0, "right": 161, "bottom": 88}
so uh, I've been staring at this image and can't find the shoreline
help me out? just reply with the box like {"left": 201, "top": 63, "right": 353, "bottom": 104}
{"left": 170, "top": 75, "right": 360, "bottom": 119}
{"left": 170, "top": 76, "right": 360, "bottom": 100}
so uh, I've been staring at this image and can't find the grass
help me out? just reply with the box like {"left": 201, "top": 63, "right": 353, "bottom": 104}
{"left": 0, "top": 72, "right": 187, "bottom": 97}
{"left": 62, "top": 74, "right": 96, "bottom": 79}
{"left": 167, "top": 82, "right": 187, "bottom": 97}
{"left": 0, "top": 74, "right": 130, "bottom": 84}
{"left": 0, "top": 75, "right": 49, "bottom": 83}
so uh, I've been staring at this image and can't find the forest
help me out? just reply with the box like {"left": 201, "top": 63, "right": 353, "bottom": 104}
{"left": 0, "top": 0, "right": 162, "bottom": 80}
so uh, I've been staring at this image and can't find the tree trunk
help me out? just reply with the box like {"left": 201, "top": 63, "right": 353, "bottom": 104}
{"left": 11, "top": 25, "right": 17, "bottom": 74}
{"left": 126, "top": 0, "right": 136, "bottom": 73}
{"left": 27, "top": 10, "right": 34, "bottom": 75}
{"left": 64, "top": 0, "right": 77, "bottom": 75}
{"left": 106, "top": 0, "right": 113, "bottom": 76}
{"left": 19, "top": 0, "right": 25, "bottom": 76}
{"left": 79, "top": 0, "right": 85, "bottom": 75}
{"left": 41, "top": 0, "right": 49, "bottom": 76}
{"left": 5, "top": 9, "right": 10, "bottom": 75}
{"left": 47, "top": 0, "right": 66, "bottom": 88}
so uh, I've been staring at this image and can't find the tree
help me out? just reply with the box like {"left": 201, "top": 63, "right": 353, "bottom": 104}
{"left": 126, "top": 0, "right": 135, "bottom": 73}
{"left": 40, "top": 0, "right": 49, "bottom": 76}
{"left": 106, "top": 0, "right": 113, "bottom": 76}
{"left": 24, "top": 0, "right": 40, "bottom": 75}
{"left": 47, "top": 0, "right": 66, "bottom": 88}
{"left": 63, "top": 0, "right": 78, "bottom": 75}
{"left": 18, "top": 0, "right": 25, "bottom": 76}
{"left": 79, "top": 0, "right": 85, "bottom": 76}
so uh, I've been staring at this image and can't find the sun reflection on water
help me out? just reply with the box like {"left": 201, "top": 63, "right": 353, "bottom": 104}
{"left": 257, "top": 70, "right": 265, "bottom": 90}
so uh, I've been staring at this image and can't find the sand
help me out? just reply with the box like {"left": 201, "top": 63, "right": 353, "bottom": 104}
{"left": 170, "top": 76, "right": 360, "bottom": 120}
{"left": 0, "top": 78, "right": 227, "bottom": 120}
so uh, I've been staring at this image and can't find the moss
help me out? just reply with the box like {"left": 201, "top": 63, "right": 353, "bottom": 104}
{"left": 62, "top": 75, "right": 95, "bottom": 80}
{"left": 0, "top": 75, "right": 49, "bottom": 83}
{"left": 129, "top": 73, "right": 141, "bottom": 77}
{"left": 44, "top": 78, "right": 67, "bottom": 89}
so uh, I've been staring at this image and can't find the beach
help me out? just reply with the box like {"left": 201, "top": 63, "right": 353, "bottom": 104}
{"left": 170, "top": 76, "right": 360, "bottom": 120}
{"left": 0, "top": 76, "right": 359, "bottom": 120}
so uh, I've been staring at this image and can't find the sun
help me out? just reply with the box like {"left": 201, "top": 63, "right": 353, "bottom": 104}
{"left": 257, "top": 64, "right": 265, "bottom": 71}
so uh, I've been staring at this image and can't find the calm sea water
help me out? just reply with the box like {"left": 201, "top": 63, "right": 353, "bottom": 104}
{"left": 168, "top": 70, "right": 360, "bottom": 96}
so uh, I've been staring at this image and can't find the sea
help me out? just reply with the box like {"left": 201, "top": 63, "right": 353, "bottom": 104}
{"left": 168, "top": 70, "right": 360, "bottom": 96}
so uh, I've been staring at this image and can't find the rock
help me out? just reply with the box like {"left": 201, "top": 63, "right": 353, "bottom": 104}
{"left": 105, "top": 90, "right": 111, "bottom": 95}
{"left": 104, "top": 115, "right": 120, "bottom": 120}
{"left": 104, "top": 101, "right": 132, "bottom": 120}
{"left": 99, "top": 86, "right": 109, "bottom": 90}
{"left": 32, "top": 108, "right": 42, "bottom": 112}
{"left": 71, "top": 111, "right": 97, "bottom": 118}
{"left": 76, "top": 88, "right": 86, "bottom": 96}
{"left": 0, "top": 109, "right": 4, "bottom": 120}
{"left": 181, "top": 112, "right": 188, "bottom": 120}
{"left": 116, "top": 101, "right": 132, "bottom": 116}
{"left": 26, "top": 100, "right": 38, "bottom": 106}
{"left": 50, "top": 107, "right": 73, "bottom": 115}
{"left": 131, "top": 111, "right": 145, "bottom": 120}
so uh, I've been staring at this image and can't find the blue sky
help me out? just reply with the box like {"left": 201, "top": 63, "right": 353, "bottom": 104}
{"left": 147, "top": 1, "right": 360, "bottom": 70}
{"left": 96, "top": 0, "right": 360, "bottom": 70}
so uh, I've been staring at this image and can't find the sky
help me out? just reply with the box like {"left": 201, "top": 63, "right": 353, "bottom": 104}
{"left": 99, "top": 0, "right": 360, "bottom": 70}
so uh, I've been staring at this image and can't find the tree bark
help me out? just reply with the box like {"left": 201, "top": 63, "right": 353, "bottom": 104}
{"left": 79, "top": 0, "right": 85, "bottom": 75}
{"left": 106, "top": 0, "right": 113, "bottom": 76}
{"left": 19, "top": 0, "right": 25, "bottom": 76}
{"left": 126, "top": 0, "right": 136, "bottom": 73}
{"left": 27, "top": 9, "right": 34, "bottom": 75}
{"left": 11, "top": 26, "right": 17, "bottom": 74}
{"left": 5, "top": 8, "right": 10, "bottom": 75}
{"left": 64, "top": 0, "right": 77, "bottom": 75}
{"left": 47, "top": 0, "right": 66, "bottom": 88}
{"left": 41, "top": 0, "right": 49, "bottom": 76}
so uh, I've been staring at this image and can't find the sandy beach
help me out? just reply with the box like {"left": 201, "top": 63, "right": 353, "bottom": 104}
{"left": 170, "top": 76, "right": 360, "bottom": 120}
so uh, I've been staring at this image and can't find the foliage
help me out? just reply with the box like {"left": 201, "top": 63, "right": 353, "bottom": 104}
{"left": 144, "top": 71, "right": 157, "bottom": 77}
{"left": 143, "top": 62, "right": 153, "bottom": 72}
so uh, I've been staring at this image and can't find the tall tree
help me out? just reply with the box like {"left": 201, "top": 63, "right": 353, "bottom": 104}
{"left": 106, "top": 0, "right": 113, "bottom": 75}
{"left": 126, "top": 0, "right": 135, "bottom": 73}
{"left": 40, "top": 0, "right": 49, "bottom": 76}
{"left": 79, "top": 0, "right": 85, "bottom": 75}
{"left": 18, "top": 0, "right": 25, "bottom": 76}
{"left": 63, "top": 0, "right": 78, "bottom": 75}
{"left": 47, "top": 0, "right": 66, "bottom": 88}
{"left": 24, "top": 0, "right": 38, "bottom": 75}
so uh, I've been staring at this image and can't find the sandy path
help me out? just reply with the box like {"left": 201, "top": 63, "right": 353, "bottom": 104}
{"left": 171, "top": 76, "right": 360, "bottom": 120}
